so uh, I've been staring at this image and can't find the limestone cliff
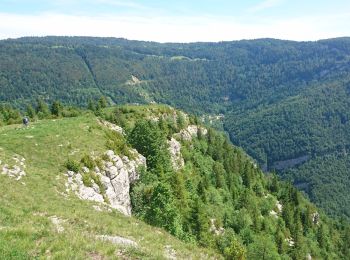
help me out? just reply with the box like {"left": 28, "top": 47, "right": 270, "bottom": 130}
{"left": 66, "top": 149, "right": 146, "bottom": 216}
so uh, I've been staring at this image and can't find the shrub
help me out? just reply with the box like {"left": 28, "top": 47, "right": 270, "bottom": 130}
{"left": 82, "top": 173, "right": 93, "bottom": 187}
{"left": 65, "top": 159, "right": 81, "bottom": 172}
{"left": 105, "top": 130, "right": 134, "bottom": 159}
{"left": 95, "top": 158, "right": 104, "bottom": 169}
{"left": 91, "top": 173, "right": 105, "bottom": 194}
{"left": 81, "top": 155, "right": 95, "bottom": 170}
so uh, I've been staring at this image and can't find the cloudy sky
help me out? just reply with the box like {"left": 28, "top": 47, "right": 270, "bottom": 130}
{"left": 0, "top": 0, "right": 349, "bottom": 42}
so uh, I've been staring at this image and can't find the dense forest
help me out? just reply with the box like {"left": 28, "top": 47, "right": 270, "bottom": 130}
{"left": 109, "top": 105, "right": 350, "bottom": 259}
{"left": 1, "top": 36, "right": 350, "bottom": 220}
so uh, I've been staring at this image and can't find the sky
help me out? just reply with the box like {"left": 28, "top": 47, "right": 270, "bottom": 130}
{"left": 0, "top": 0, "right": 350, "bottom": 42}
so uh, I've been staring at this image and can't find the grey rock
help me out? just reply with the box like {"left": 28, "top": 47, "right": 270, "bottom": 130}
{"left": 167, "top": 137, "right": 184, "bottom": 171}
{"left": 49, "top": 216, "right": 65, "bottom": 233}
{"left": 66, "top": 148, "right": 146, "bottom": 216}
{"left": 92, "top": 183, "right": 100, "bottom": 193}
{"left": 105, "top": 165, "right": 119, "bottom": 180}
{"left": 96, "top": 235, "right": 137, "bottom": 247}
{"left": 99, "top": 120, "right": 124, "bottom": 135}
{"left": 175, "top": 125, "right": 207, "bottom": 141}
{"left": 105, "top": 161, "right": 113, "bottom": 168}
{"left": 77, "top": 186, "right": 104, "bottom": 203}
{"left": 106, "top": 150, "right": 115, "bottom": 158}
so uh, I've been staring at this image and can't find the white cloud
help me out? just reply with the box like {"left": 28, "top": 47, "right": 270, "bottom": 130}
{"left": 248, "top": 0, "right": 284, "bottom": 13}
{"left": 93, "top": 0, "right": 147, "bottom": 9}
{"left": 0, "top": 12, "right": 349, "bottom": 42}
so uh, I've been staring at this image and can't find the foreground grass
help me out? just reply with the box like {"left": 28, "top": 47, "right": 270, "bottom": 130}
{"left": 0, "top": 116, "right": 220, "bottom": 259}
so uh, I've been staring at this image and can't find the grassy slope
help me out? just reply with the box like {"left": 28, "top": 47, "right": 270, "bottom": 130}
{"left": 0, "top": 115, "right": 219, "bottom": 259}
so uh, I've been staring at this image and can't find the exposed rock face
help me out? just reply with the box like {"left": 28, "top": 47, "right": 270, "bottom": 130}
{"left": 166, "top": 124, "right": 208, "bottom": 171}
{"left": 164, "top": 245, "right": 177, "bottom": 260}
{"left": 176, "top": 125, "right": 207, "bottom": 141}
{"left": 125, "top": 75, "right": 142, "bottom": 86}
{"left": 276, "top": 200, "right": 283, "bottom": 213}
{"left": 167, "top": 138, "right": 184, "bottom": 171}
{"left": 312, "top": 212, "right": 320, "bottom": 225}
{"left": 269, "top": 210, "right": 278, "bottom": 218}
{"left": 209, "top": 218, "right": 225, "bottom": 236}
{"left": 0, "top": 155, "right": 26, "bottom": 181}
{"left": 96, "top": 235, "right": 137, "bottom": 247}
{"left": 285, "top": 237, "right": 295, "bottom": 247}
{"left": 268, "top": 199, "right": 283, "bottom": 218}
{"left": 98, "top": 119, "right": 124, "bottom": 135}
{"left": 66, "top": 150, "right": 146, "bottom": 216}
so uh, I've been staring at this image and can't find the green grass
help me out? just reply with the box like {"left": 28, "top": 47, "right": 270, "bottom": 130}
{"left": 0, "top": 116, "right": 220, "bottom": 259}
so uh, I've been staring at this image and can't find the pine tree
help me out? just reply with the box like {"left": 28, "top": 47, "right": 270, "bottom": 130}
{"left": 25, "top": 104, "right": 36, "bottom": 119}
{"left": 146, "top": 182, "right": 183, "bottom": 237}
{"left": 36, "top": 98, "right": 50, "bottom": 118}
{"left": 87, "top": 99, "right": 95, "bottom": 111}
{"left": 51, "top": 100, "right": 63, "bottom": 117}
{"left": 98, "top": 96, "right": 108, "bottom": 108}
{"left": 317, "top": 224, "right": 327, "bottom": 249}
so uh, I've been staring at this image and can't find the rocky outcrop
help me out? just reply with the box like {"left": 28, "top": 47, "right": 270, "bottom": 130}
{"left": 270, "top": 200, "right": 283, "bottom": 218}
{"left": 72, "top": 171, "right": 105, "bottom": 203}
{"left": 164, "top": 245, "right": 177, "bottom": 260}
{"left": 167, "top": 124, "right": 208, "bottom": 171}
{"left": 175, "top": 125, "right": 207, "bottom": 141}
{"left": 49, "top": 216, "right": 66, "bottom": 233}
{"left": 209, "top": 218, "right": 225, "bottom": 236}
{"left": 125, "top": 75, "right": 142, "bottom": 86}
{"left": 98, "top": 119, "right": 124, "bottom": 135}
{"left": 276, "top": 200, "right": 283, "bottom": 212}
{"left": 66, "top": 150, "right": 146, "bottom": 216}
{"left": 0, "top": 155, "right": 26, "bottom": 181}
{"left": 167, "top": 138, "right": 184, "bottom": 171}
{"left": 269, "top": 210, "right": 278, "bottom": 218}
{"left": 312, "top": 212, "right": 320, "bottom": 225}
{"left": 96, "top": 235, "right": 137, "bottom": 247}
{"left": 285, "top": 237, "right": 295, "bottom": 247}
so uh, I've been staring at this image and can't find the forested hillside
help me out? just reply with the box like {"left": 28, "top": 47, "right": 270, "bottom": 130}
{"left": 1, "top": 102, "right": 350, "bottom": 259}
{"left": 1, "top": 36, "right": 350, "bottom": 220}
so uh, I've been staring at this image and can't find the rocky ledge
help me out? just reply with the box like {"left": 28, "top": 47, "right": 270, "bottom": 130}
{"left": 66, "top": 150, "right": 146, "bottom": 216}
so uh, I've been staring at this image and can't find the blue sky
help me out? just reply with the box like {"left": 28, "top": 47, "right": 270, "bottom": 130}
{"left": 0, "top": 0, "right": 349, "bottom": 42}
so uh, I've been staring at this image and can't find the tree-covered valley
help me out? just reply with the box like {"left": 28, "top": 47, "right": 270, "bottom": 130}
{"left": 1, "top": 36, "right": 350, "bottom": 222}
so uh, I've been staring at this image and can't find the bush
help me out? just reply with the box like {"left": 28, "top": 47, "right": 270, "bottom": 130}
{"left": 105, "top": 130, "right": 134, "bottom": 159}
{"left": 91, "top": 173, "right": 105, "bottom": 193}
{"left": 95, "top": 158, "right": 104, "bottom": 169}
{"left": 65, "top": 159, "right": 81, "bottom": 172}
{"left": 81, "top": 155, "right": 95, "bottom": 170}
{"left": 82, "top": 173, "right": 93, "bottom": 187}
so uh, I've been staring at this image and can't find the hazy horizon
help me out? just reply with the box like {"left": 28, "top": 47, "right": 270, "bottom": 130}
{"left": 2, "top": 35, "right": 350, "bottom": 44}
{"left": 1, "top": 0, "right": 350, "bottom": 42}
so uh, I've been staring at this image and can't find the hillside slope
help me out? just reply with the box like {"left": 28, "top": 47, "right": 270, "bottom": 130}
{"left": 0, "top": 114, "right": 218, "bottom": 259}
{"left": 224, "top": 76, "right": 350, "bottom": 219}
{"left": 1, "top": 104, "right": 350, "bottom": 259}
{"left": 1, "top": 36, "right": 350, "bottom": 220}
